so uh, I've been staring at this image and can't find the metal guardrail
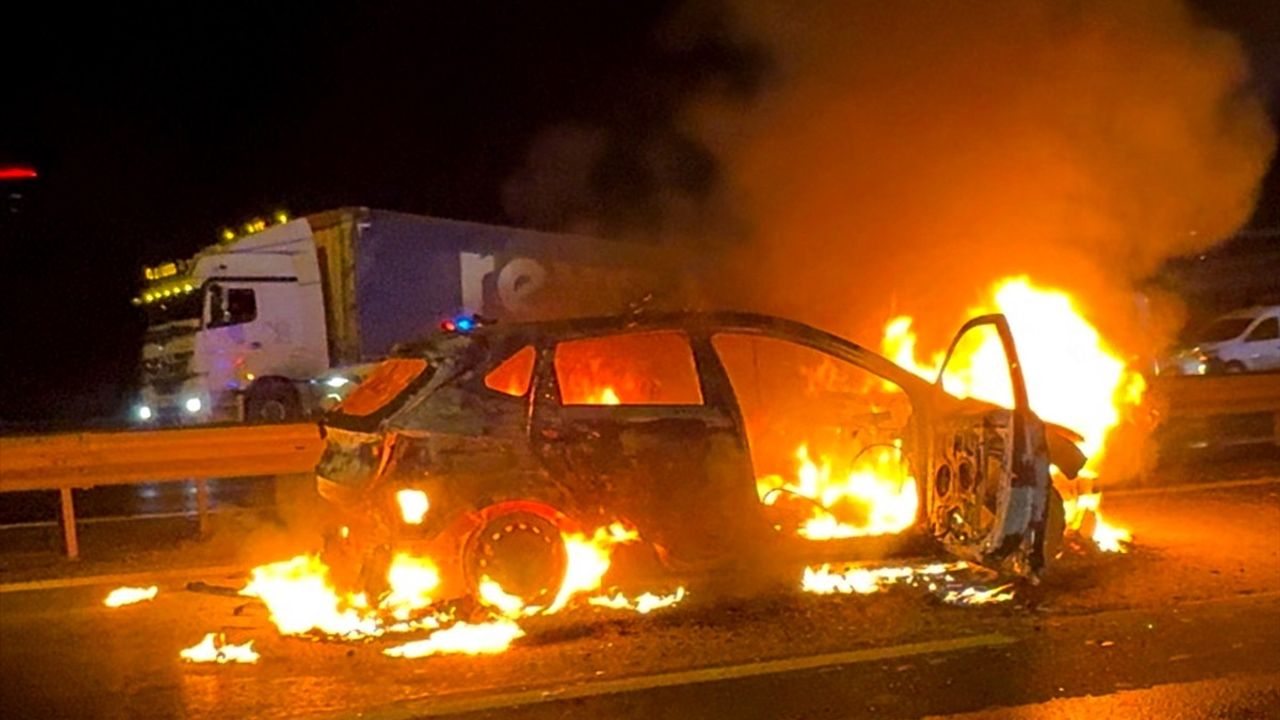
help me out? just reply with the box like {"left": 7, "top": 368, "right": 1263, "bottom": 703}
{"left": 3, "top": 374, "right": 1277, "bottom": 559}
{"left": 0, "top": 423, "right": 323, "bottom": 558}
{"left": 1151, "top": 371, "right": 1280, "bottom": 447}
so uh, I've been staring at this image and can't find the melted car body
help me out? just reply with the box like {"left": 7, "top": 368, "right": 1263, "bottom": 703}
{"left": 316, "top": 311, "right": 1079, "bottom": 604}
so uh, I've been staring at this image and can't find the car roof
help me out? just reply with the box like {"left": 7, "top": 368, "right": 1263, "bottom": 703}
{"left": 411, "top": 310, "right": 935, "bottom": 396}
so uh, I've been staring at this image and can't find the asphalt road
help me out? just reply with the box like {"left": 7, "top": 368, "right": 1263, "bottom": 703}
{"left": 1, "top": 478, "right": 1277, "bottom": 719}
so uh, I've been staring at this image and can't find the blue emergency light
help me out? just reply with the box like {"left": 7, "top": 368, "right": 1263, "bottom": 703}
{"left": 442, "top": 314, "right": 480, "bottom": 333}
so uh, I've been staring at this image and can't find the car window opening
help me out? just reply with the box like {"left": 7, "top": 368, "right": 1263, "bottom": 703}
{"left": 485, "top": 345, "right": 537, "bottom": 397}
{"left": 554, "top": 331, "right": 703, "bottom": 406}
{"left": 712, "top": 333, "right": 917, "bottom": 540}
{"left": 337, "top": 358, "right": 430, "bottom": 417}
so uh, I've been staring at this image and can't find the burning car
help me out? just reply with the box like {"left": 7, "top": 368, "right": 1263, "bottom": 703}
{"left": 315, "top": 311, "right": 1085, "bottom": 611}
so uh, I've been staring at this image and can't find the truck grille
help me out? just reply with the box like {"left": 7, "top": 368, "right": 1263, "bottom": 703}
{"left": 142, "top": 351, "right": 195, "bottom": 392}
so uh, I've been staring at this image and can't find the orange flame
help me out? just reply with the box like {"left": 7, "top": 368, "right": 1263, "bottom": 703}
{"left": 883, "top": 276, "right": 1138, "bottom": 551}
{"left": 588, "top": 587, "right": 687, "bottom": 614}
{"left": 104, "top": 586, "right": 157, "bottom": 607}
{"left": 1063, "top": 491, "right": 1133, "bottom": 553}
{"left": 802, "top": 562, "right": 963, "bottom": 595}
{"left": 758, "top": 443, "right": 918, "bottom": 540}
{"left": 383, "top": 619, "right": 525, "bottom": 658}
{"left": 239, "top": 552, "right": 441, "bottom": 638}
{"left": 478, "top": 576, "right": 538, "bottom": 618}
{"left": 179, "top": 633, "right": 260, "bottom": 664}
{"left": 548, "top": 522, "right": 639, "bottom": 613}
{"left": 801, "top": 561, "right": 1014, "bottom": 605}
{"left": 229, "top": 519, "right": 676, "bottom": 659}
{"left": 395, "top": 489, "right": 429, "bottom": 525}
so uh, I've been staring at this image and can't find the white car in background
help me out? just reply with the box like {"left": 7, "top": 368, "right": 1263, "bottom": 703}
{"left": 1161, "top": 305, "right": 1280, "bottom": 375}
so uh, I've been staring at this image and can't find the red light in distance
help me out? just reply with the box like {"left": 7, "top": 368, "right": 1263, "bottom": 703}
{"left": 0, "top": 166, "right": 38, "bottom": 180}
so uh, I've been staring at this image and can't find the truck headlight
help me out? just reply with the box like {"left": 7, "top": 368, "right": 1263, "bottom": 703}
{"left": 184, "top": 396, "right": 203, "bottom": 414}
{"left": 396, "top": 488, "right": 430, "bottom": 525}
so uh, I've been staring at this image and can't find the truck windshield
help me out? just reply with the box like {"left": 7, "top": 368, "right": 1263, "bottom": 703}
{"left": 143, "top": 291, "right": 203, "bottom": 328}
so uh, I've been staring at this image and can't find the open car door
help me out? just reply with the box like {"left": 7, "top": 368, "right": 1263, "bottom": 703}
{"left": 928, "top": 314, "right": 1053, "bottom": 578}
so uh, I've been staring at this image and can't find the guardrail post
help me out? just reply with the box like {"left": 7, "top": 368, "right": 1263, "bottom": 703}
{"left": 195, "top": 479, "right": 209, "bottom": 536}
{"left": 59, "top": 487, "right": 79, "bottom": 560}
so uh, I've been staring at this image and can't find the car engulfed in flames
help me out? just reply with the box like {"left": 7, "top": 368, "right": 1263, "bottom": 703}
{"left": 311, "top": 308, "right": 1090, "bottom": 629}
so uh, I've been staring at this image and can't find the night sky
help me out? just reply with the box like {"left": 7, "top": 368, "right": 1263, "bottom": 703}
{"left": 2, "top": 2, "right": 1277, "bottom": 425}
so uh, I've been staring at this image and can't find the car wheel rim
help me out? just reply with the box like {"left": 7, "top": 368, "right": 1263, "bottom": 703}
{"left": 467, "top": 512, "right": 566, "bottom": 610}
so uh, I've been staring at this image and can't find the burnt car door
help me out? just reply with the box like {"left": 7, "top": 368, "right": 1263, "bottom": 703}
{"left": 929, "top": 314, "right": 1053, "bottom": 577}
{"left": 530, "top": 329, "right": 765, "bottom": 571}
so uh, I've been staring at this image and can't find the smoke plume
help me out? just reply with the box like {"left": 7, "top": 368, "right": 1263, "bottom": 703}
{"left": 684, "top": 0, "right": 1274, "bottom": 354}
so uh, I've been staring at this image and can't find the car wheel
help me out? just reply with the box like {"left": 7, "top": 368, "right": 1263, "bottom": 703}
{"left": 464, "top": 511, "right": 567, "bottom": 611}
{"left": 245, "top": 379, "right": 302, "bottom": 423}
{"left": 1224, "top": 361, "right": 1247, "bottom": 374}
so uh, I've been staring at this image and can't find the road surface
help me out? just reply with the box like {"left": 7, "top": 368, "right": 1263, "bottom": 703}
{"left": 1, "top": 478, "right": 1277, "bottom": 719}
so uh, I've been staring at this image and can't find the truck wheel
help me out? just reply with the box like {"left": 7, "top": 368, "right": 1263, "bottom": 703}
{"left": 245, "top": 379, "right": 302, "bottom": 423}
{"left": 464, "top": 511, "right": 567, "bottom": 611}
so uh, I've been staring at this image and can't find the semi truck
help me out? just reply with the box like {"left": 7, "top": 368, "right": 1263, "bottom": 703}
{"left": 133, "top": 207, "right": 672, "bottom": 424}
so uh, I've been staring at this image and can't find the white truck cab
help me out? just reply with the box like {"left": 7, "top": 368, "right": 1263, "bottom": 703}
{"left": 136, "top": 219, "right": 330, "bottom": 423}
{"left": 1161, "top": 305, "right": 1280, "bottom": 376}
{"left": 133, "top": 208, "right": 681, "bottom": 425}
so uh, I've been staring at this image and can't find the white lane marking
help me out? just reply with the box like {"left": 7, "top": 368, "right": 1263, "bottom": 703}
{"left": 359, "top": 633, "right": 1015, "bottom": 719}
{"left": 1107, "top": 477, "right": 1279, "bottom": 498}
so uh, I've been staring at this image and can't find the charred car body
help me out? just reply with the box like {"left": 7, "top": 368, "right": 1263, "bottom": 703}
{"left": 317, "top": 311, "right": 1082, "bottom": 607}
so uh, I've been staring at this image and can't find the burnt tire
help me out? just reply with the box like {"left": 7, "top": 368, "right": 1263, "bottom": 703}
{"left": 464, "top": 511, "right": 567, "bottom": 609}
{"left": 244, "top": 379, "right": 302, "bottom": 423}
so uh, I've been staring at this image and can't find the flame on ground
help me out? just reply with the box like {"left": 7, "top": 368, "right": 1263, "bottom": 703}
{"left": 383, "top": 620, "right": 525, "bottom": 658}
{"left": 758, "top": 443, "right": 918, "bottom": 540}
{"left": 589, "top": 587, "right": 687, "bottom": 614}
{"left": 1063, "top": 490, "right": 1133, "bottom": 553}
{"left": 882, "top": 276, "right": 1138, "bottom": 551}
{"left": 180, "top": 633, "right": 259, "bottom": 664}
{"left": 802, "top": 562, "right": 964, "bottom": 595}
{"left": 941, "top": 584, "right": 1017, "bottom": 606}
{"left": 225, "top": 520, "right": 678, "bottom": 662}
{"left": 104, "top": 585, "right": 157, "bottom": 607}
{"left": 239, "top": 552, "right": 441, "bottom": 638}
{"left": 802, "top": 561, "right": 1015, "bottom": 605}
